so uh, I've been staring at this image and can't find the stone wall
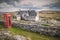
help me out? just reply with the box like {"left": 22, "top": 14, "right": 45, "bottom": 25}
{"left": 13, "top": 22, "right": 60, "bottom": 37}
{"left": 0, "top": 21, "right": 60, "bottom": 37}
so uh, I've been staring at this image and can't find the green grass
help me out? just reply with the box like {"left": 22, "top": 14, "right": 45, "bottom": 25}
{"left": 42, "top": 24, "right": 50, "bottom": 26}
{"left": 0, "top": 24, "right": 60, "bottom": 40}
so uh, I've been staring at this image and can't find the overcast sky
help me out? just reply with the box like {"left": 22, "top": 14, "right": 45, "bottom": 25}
{"left": 0, "top": 0, "right": 60, "bottom": 12}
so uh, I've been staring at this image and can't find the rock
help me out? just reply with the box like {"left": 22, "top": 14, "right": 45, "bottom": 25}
{"left": 13, "top": 35, "right": 26, "bottom": 40}
{"left": 27, "top": 37, "right": 31, "bottom": 40}
{"left": 0, "top": 29, "right": 27, "bottom": 40}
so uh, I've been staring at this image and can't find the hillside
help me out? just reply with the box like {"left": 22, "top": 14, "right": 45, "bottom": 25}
{"left": 39, "top": 11, "right": 60, "bottom": 19}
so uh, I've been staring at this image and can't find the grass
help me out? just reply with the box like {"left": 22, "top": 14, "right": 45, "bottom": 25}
{"left": 0, "top": 24, "right": 60, "bottom": 40}
{"left": 39, "top": 13, "right": 60, "bottom": 19}
{"left": 42, "top": 24, "right": 50, "bottom": 26}
{"left": 57, "top": 25, "right": 60, "bottom": 28}
{"left": 19, "top": 20, "right": 38, "bottom": 25}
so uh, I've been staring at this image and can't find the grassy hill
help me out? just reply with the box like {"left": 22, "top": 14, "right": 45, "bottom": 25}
{"left": 39, "top": 13, "right": 60, "bottom": 18}
{"left": 39, "top": 11, "right": 60, "bottom": 19}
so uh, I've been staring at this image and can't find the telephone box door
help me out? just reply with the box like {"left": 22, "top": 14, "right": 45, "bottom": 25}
{"left": 4, "top": 13, "right": 12, "bottom": 28}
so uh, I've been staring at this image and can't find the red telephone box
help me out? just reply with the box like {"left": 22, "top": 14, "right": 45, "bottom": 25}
{"left": 4, "top": 13, "right": 12, "bottom": 28}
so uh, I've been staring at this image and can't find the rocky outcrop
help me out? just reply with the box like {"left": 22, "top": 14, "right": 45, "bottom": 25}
{"left": 0, "top": 29, "right": 27, "bottom": 40}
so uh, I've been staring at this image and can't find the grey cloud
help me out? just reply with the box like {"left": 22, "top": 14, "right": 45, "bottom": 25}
{"left": 0, "top": 2, "right": 19, "bottom": 12}
{"left": 13, "top": 0, "right": 60, "bottom": 9}
{"left": 0, "top": 0, "right": 60, "bottom": 11}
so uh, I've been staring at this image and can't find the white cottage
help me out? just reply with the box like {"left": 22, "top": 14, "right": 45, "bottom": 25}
{"left": 16, "top": 10, "right": 39, "bottom": 21}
